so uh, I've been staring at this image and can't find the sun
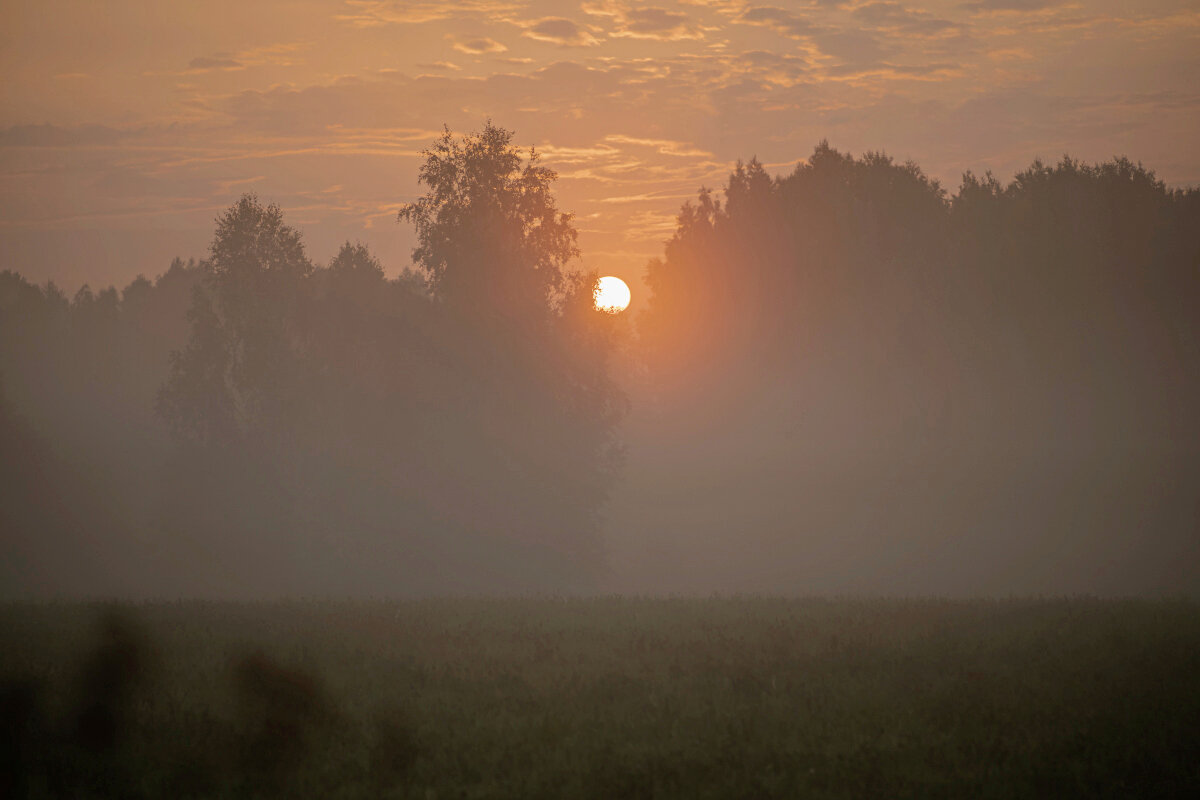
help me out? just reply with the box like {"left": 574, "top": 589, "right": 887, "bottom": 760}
{"left": 594, "top": 276, "right": 631, "bottom": 313}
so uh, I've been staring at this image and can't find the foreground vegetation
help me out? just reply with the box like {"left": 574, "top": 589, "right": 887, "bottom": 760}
{"left": 3, "top": 598, "right": 1198, "bottom": 798}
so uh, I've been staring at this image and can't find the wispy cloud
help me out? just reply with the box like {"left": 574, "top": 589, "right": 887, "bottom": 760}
{"left": 961, "top": 0, "right": 1066, "bottom": 13}
{"left": 853, "top": 2, "right": 961, "bottom": 37}
{"left": 736, "top": 6, "right": 817, "bottom": 39}
{"left": 0, "top": 124, "right": 135, "bottom": 147}
{"left": 212, "top": 174, "right": 266, "bottom": 195}
{"left": 584, "top": 1, "right": 708, "bottom": 41}
{"left": 519, "top": 18, "right": 603, "bottom": 47}
{"left": 336, "top": 0, "right": 525, "bottom": 27}
{"left": 187, "top": 56, "right": 244, "bottom": 72}
{"left": 2, "top": 0, "right": 1198, "bottom": 289}
{"left": 169, "top": 43, "right": 308, "bottom": 77}
{"left": 604, "top": 134, "right": 713, "bottom": 158}
{"left": 450, "top": 36, "right": 509, "bottom": 54}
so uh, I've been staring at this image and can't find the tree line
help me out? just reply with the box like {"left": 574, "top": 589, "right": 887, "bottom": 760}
{"left": 625, "top": 143, "right": 1198, "bottom": 595}
{"left": 1, "top": 125, "right": 1197, "bottom": 596}
{"left": 641, "top": 143, "right": 1199, "bottom": 453}
{"left": 1, "top": 123, "right": 625, "bottom": 596}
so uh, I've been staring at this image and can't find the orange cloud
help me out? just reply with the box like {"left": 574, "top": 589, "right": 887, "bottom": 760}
{"left": 520, "top": 18, "right": 603, "bottom": 47}
{"left": 584, "top": 1, "right": 707, "bottom": 41}
{"left": 187, "top": 56, "right": 244, "bottom": 72}
{"left": 604, "top": 134, "right": 714, "bottom": 158}
{"left": 450, "top": 36, "right": 509, "bottom": 54}
{"left": 337, "top": 0, "right": 525, "bottom": 27}
{"left": 2, "top": 0, "right": 1199, "bottom": 292}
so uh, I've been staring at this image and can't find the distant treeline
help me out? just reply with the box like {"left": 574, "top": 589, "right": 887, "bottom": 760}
{"left": 2, "top": 128, "right": 1198, "bottom": 596}
{"left": 642, "top": 143, "right": 1199, "bottom": 449}
{"left": 626, "top": 144, "right": 1199, "bottom": 595}
{"left": 1, "top": 124, "right": 625, "bottom": 596}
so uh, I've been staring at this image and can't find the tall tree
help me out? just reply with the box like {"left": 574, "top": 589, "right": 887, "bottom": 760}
{"left": 399, "top": 121, "right": 577, "bottom": 325}
{"left": 159, "top": 195, "right": 315, "bottom": 443}
{"left": 398, "top": 122, "right": 625, "bottom": 585}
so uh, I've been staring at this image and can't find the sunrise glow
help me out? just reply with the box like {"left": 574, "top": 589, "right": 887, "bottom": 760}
{"left": 594, "top": 276, "right": 631, "bottom": 313}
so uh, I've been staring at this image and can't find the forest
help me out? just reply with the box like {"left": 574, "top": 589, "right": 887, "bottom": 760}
{"left": 2, "top": 123, "right": 1198, "bottom": 597}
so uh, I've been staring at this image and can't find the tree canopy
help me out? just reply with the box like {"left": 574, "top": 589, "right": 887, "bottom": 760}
{"left": 1, "top": 132, "right": 1196, "bottom": 597}
{"left": 147, "top": 124, "right": 626, "bottom": 593}
{"left": 399, "top": 121, "right": 578, "bottom": 320}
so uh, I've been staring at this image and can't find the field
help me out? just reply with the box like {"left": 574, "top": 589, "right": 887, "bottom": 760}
{"left": 3, "top": 598, "right": 1199, "bottom": 798}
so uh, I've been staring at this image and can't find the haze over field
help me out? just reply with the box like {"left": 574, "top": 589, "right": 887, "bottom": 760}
{"left": 1, "top": 1, "right": 1198, "bottom": 599}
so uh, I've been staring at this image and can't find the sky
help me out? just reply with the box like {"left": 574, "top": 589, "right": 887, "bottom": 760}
{"left": 2, "top": 0, "right": 1198, "bottom": 294}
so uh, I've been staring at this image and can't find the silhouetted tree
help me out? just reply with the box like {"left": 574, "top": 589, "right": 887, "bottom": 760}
{"left": 633, "top": 143, "right": 1200, "bottom": 594}
{"left": 4, "top": 135, "right": 1194, "bottom": 597}
{"left": 165, "top": 196, "right": 316, "bottom": 443}
{"left": 141, "top": 133, "right": 626, "bottom": 593}
{"left": 157, "top": 290, "right": 237, "bottom": 445}
{"left": 396, "top": 122, "right": 625, "bottom": 586}
{"left": 399, "top": 121, "right": 577, "bottom": 321}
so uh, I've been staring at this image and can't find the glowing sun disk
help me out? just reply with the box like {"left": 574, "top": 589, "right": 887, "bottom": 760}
{"left": 594, "top": 275, "right": 631, "bottom": 313}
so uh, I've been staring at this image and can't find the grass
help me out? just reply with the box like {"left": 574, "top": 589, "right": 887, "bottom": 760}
{"left": 2, "top": 597, "right": 1199, "bottom": 798}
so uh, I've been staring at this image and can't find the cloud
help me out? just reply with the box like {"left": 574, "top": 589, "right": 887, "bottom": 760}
{"left": 619, "top": 8, "right": 705, "bottom": 40}
{"left": 584, "top": 1, "right": 707, "bottom": 41}
{"left": 623, "top": 208, "right": 680, "bottom": 241}
{"left": 604, "top": 134, "right": 713, "bottom": 158}
{"left": 987, "top": 47, "right": 1035, "bottom": 61}
{"left": 212, "top": 175, "right": 267, "bottom": 195}
{"left": 824, "top": 62, "right": 964, "bottom": 82}
{"left": 236, "top": 41, "right": 309, "bottom": 67}
{"left": 535, "top": 142, "right": 622, "bottom": 163}
{"left": 597, "top": 189, "right": 695, "bottom": 203}
{"left": 5, "top": 0, "right": 1199, "bottom": 293}
{"left": 187, "top": 56, "right": 244, "bottom": 72}
{"left": 217, "top": 64, "right": 624, "bottom": 135}
{"left": 336, "top": 0, "right": 525, "bottom": 27}
{"left": 521, "top": 18, "right": 602, "bottom": 47}
{"left": 731, "top": 50, "right": 812, "bottom": 85}
{"left": 165, "top": 44, "right": 307, "bottom": 77}
{"left": 735, "top": 6, "right": 892, "bottom": 65}
{"left": 0, "top": 124, "right": 133, "bottom": 147}
{"left": 852, "top": 2, "right": 961, "bottom": 37}
{"left": 813, "top": 30, "right": 888, "bottom": 63}
{"left": 961, "top": 0, "right": 1065, "bottom": 12}
{"left": 736, "top": 6, "right": 817, "bottom": 38}
{"left": 450, "top": 36, "right": 508, "bottom": 54}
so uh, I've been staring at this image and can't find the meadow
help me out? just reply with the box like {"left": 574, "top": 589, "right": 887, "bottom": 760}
{"left": 3, "top": 597, "right": 1198, "bottom": 798}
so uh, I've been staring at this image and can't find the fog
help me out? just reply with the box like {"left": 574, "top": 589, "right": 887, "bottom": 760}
{"left": 2, "top": 129, "right": 1197, "bottom": 599}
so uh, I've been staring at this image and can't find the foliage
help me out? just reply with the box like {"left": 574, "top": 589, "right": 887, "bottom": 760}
{"left": 1, "top": 135, "right": 1197, "bottom": 596}
{"left": 631, "top": 147, "right": 1199, "bottom": 593}
{"left": 157, "top": 196, "right": 316, "bottom": 445}
{"left": 399, "top": 121, "right": 578, "bottom": 317}
{"left": 642, "top": 144, "right": 1199, "bottom": 447}
{"left": 3, "top": 123, "right": 628, "bottom": 595}
{"left": 392, "top": 122, "right": 625, "bottom": 585}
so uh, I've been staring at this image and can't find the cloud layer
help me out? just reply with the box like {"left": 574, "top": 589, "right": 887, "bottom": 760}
{"left": 1, "top": 0, "right": 1198, "bottom": 290}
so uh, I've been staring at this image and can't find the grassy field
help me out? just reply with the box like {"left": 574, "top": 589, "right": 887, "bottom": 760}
{"left": 2, "top": 597, "right": 1199, "bottom": 798}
